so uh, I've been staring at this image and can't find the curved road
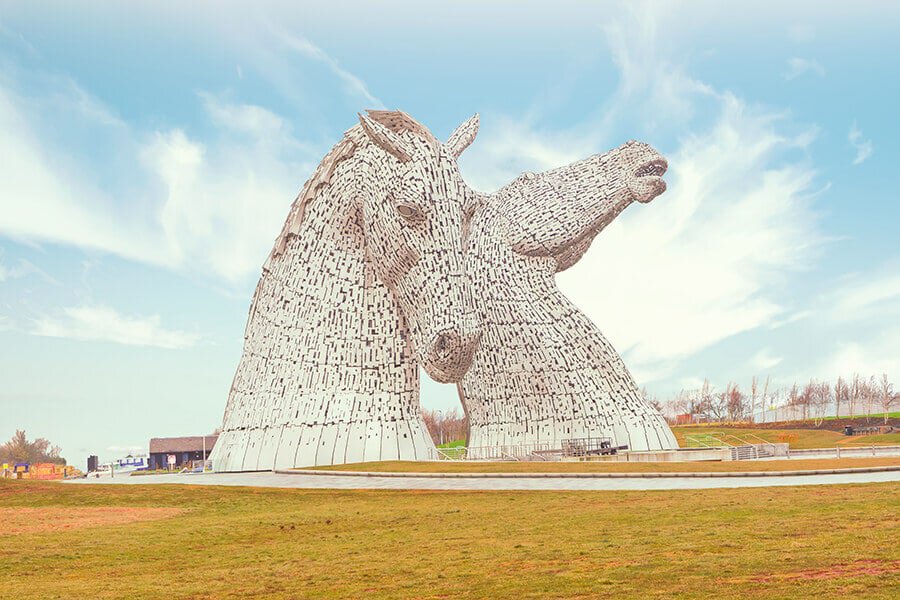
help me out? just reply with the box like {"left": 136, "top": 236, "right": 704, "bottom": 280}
{"left": 65, "top": 469, "right": 900, "bottom": 491}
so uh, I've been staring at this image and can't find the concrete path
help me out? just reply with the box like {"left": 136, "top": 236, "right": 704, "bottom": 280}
{"left": 65, "top": 469, "right": 900, "bottom": 491}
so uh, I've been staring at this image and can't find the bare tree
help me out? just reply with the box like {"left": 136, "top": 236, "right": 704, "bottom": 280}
{"left": 866, "top": 375, "right": 878, "bottom": 422}
{"left": 750, "top": 376, "right": 758, "bottom": 423}
{"left": 788, "top": 381, "right": 813, "bottom": 421}
{"left": 641, "top": 386, "right": 664, "bottom": 414}
{"left": 850, "top": 373, "right": 861, "bottom": 418}
{"left": 768, "top": 386, "right": 782, "bottom": 422}
{"left": 879, "top": 374, "right": 896, "bottom": 424}
{"left": 421, "top": 409, "right": 468, "bottom": 446}
{"left": 698, "top": 379, "right": 714, "bottom": 419}
{"left": 725, "top": 383, "right": 746, "bottom": 422}
{"left": 673, "top": 389, "right": 692, "bottom": 416}
{"left": 834, "top": 376, "right": 849, "bottom": 419}
{"left": 811, "top": 381, "right": 832, "bottom": 427}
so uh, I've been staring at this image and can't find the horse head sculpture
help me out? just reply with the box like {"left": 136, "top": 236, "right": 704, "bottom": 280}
{"left": 461, "top": 138, "right": 677, "bottom": 453}
{"left": 354, "top": 111, "right": 482, "bottom": 382}
{"left": 501, "top": 141, "right": 668, "bottom": 271}
{"left": 212, "top": 111, "right": 483, "bottom": 470}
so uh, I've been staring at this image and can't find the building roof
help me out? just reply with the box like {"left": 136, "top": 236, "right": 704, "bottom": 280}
{"left": 149, "top": 435, "right": 219, "bottom": 454}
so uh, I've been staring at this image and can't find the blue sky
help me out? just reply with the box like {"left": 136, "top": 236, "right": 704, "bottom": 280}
{"left": 1, "top": 1, "right": 898, "bottom": 469}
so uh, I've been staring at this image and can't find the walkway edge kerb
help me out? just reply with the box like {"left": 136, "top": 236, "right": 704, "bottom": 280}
{"left": 274, "top": 465, "right": 900, "bottom": 479}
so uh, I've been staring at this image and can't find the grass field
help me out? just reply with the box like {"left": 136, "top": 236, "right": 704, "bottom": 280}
{"left": 1, "top": 479, "right": 898, "bottom": 599}
{"left": 822, "top": 412, "right": 900, "bottom": 421}
{"left": 306, "top": 456, "right": 900, "bottom": 474}
{"left": 671, "top": 426, "right": 900, "bottom": 449}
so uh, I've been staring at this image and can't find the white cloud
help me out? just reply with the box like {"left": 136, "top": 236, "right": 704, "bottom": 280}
{"left": 848, "top": 122, "right": 873, "bottom": 165}
{"left": 0, "top": 86, "right": 167, "bottom": 268}
{"left": 139, "top": 108, "right": 315, "bottom": 281}
{"left": 783, "top": 57, "right": 825, "bottom": 81}
{"left": 0, "top": 78, "right": 321, "bottom": 283}
{"left": 460, "top": 117, "right": 593, "bottom": 192}
{"left": 769, "top": 310, "right": 812, "bottom": 329}
{"left": 274, "top": 30, "right": 383, "bottom": 108}
{"left": 823, "top": 267, "right": 900, "bottom": 323}
{"left": 750, "top": 348, "right": 783, "bottom": 371}
{"left": 814, "top": 327, "right": 900, "bottom": 383}
{"left": 32, "top": 305, "right": 200, "bottom": 349}
{"left": 0, "top": 253, "right": 58, "bottom": 285}
{"left": 0, "top": 29, "right": 384, "bottom": 285}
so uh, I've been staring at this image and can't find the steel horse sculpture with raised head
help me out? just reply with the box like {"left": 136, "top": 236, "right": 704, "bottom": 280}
{"left": 460, "top": 140, "right": 679, "bottom": 453}
{"left": 210, "top": 110, "right": 482, "bottom": 471}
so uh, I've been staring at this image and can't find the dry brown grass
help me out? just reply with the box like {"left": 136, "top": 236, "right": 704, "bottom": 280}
{"left": 1, "top": 479, "right": 898, "bottom": 599}
{"left": 0, "top": 506, "right": 183, "bottom": 535}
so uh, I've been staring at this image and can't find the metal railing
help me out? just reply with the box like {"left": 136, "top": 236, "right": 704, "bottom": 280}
{"left": 428, "top": 443, "right": 556, "bottom": 461}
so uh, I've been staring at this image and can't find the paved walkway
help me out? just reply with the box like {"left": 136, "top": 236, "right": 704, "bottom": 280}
{"left": 65, "top": 469, "right": 900, "bottom": 491}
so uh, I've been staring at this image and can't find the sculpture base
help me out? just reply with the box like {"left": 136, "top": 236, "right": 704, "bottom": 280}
{"left": 467, "top": 417, "right": 678, "bottom": 453}
{"left": 211, "top": 419, "right": 435, "bottom": 472}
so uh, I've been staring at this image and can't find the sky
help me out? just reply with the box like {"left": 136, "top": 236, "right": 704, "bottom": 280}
{"left": 1, "top": 1, "right": 898, "bottom": 469}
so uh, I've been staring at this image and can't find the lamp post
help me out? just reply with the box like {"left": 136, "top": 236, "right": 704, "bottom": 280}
{"left": 435, "top": 409, "right": 444, "bottom": 446}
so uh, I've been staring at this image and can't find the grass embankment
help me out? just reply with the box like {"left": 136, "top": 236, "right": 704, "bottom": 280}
{"left": 823, "top": 412, "right": 900, "bottom": 421}
{"left": 671, "top": 426, "right": 900, "bottom": 449}
{"left": 306, "top": 456, "right": 900, "bottom": 474}
{"left": 1, "top": 480, "right": 898, "bottom": 599}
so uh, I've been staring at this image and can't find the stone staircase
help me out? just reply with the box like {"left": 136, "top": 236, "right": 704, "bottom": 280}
{"left": 730, "top": 444, "right": 777, "bottom": 460}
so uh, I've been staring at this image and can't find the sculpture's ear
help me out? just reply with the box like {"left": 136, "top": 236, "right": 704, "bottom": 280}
{"left": 445, "top": 113, "right": 479, "bottom": 158}
{"left": 358, "top": 113, "right": 413, "bottom": 162}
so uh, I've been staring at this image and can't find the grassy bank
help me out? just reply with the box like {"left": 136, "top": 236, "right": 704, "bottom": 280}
{"left": 671, "top": 426, "right": 900, "bottom": 449}
{"left": 1, "top": 480, "right": 898, "bottom": 598}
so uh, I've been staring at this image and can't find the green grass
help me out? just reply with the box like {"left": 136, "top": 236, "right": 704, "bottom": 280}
{"left": 435, "top": 438, "right": 467, "bottom": 459}
{"left": 1, "top": 480, "right": 898, "bottom": 599}
{"left": 842, "top": 433, "right": 900, "bottom": 446}
{"left": 437, "top": 438, "right": 466, "bottom": 448}
{"left": 822, "top": 412, "right": 900, "bottom": 421}
{"left": 307, "top": 456, "right": 900, "bottom": 473}
{"left": 672, "top": 426, "right": 900, "bottom": 450}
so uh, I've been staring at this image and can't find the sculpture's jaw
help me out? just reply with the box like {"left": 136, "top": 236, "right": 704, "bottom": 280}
{"left": 630, "top": 156, "right": 668, "bottom": 203}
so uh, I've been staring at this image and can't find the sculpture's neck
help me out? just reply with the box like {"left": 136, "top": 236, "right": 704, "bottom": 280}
{"left": 224, "top": 181, "right": 421, "bottom": 432}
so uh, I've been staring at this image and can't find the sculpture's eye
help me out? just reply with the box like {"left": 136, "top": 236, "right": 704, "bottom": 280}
{"left": 396, "top": 202, "right": 424, "bottom": 222}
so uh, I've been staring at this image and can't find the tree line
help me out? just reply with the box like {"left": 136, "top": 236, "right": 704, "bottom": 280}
{"left": 422, "top": 408, "right": 468, "bottom": 445}
{"left": 645, "top": 373, "right": 897, "bottom": 426}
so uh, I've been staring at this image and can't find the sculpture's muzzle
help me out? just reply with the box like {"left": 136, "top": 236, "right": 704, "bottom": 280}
{"left": 627, "top": 150, "right": 668, "bottom": 204}
{"left": 421, "top": 319, "right": 482, "bottom": 383}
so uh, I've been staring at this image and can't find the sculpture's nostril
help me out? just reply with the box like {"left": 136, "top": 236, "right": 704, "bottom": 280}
{"left": 434, "top": 332, "right": 456, "bottom": 356}
{"left": 425, "top": 327, "right": 481, "bottom": 383}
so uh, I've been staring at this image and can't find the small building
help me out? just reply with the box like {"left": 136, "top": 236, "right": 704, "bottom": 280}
{"left": 148, "top": 435, "right": 218, "bottom": 470}
{"left": 3, "top": 462, "right": 75, "bottom": 480}
{"left": 114, "top": 454, "right": 149, "bottom": 470}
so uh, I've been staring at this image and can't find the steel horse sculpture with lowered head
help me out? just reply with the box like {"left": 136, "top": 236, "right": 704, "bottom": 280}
{"left": 210, "top": 110, "right": 482, "bottom": 471}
